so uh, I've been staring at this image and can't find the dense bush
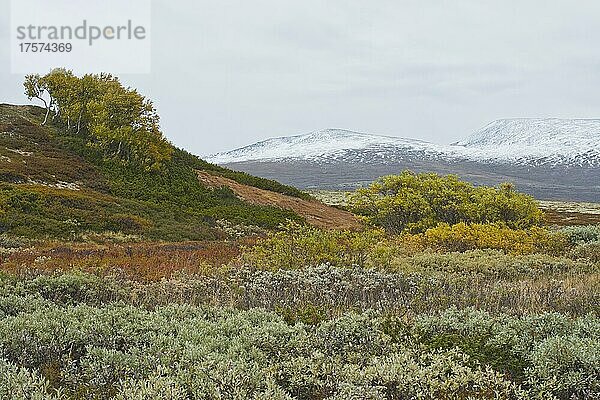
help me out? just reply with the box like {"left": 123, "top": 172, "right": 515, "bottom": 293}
{"left": 0, "top": 182, "right": 300, "bottom": 240}
{"left": 559, "top": 225, "right": 600, "bottom": 263}
{"left": 415, "top": 222, "right": 569, "bottom": 255}
{"left": 570, "top": 241, "right": 600, "bottom": 263}
{"left": 348, "top": 171, "right": 543, "bottom": 233}
{"left": 242, "top": 221, "right": 575, "bottom": 272}
{"left": 0, "top": 358, "right": 61, "bottom": 399}
{"left": 411, "top": 308, "right": 600, "bottom": 399}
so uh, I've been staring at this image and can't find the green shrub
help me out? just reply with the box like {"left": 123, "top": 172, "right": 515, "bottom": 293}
{"left": 0, "top": 302, "right": 596, "bottom": 399}
{"left": 276, "top": 304, "right": 328, "bottom": 326}
{"left": 560, "top": 225, "right": 600, "bottom": 245}
{"left": 527, "top": 335, "right": 600, "bottom": 399}
{"left": 0, "top": 358, "right": 61, "bottom": 399}
{"left": 570, "top": 241, "right": 600, "bottom": 263}
{"left": 115, "top": 368, "right": 187, "bottom": 400}
{"left": 243, "top": 221, "right": 392, "bottom": 269}
{"left": 390, "top": 249, "right": 593, "bottom": 278}
{"left": 0, "top": 234, "right": 25, "bottom": 249}
{"left": 412, "top": 308, "right": 600, "bottom": 396}
{"left": 103, "top": 214, "right": 151, "bottom": 234}
{"left": 348, "top": 171, "right": 543, "bottom": 234}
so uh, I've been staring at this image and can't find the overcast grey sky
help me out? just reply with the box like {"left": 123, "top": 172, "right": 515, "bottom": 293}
{"left": 2, "top": 1, "right": 600, "bottom": 156}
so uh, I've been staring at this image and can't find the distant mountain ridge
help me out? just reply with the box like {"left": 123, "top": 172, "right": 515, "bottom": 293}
{"left": 208, "top": 129, "right": 451, "bottom": 164}
{"left": 208, "top": 119, "right": 600, "bottom": 168}
{"left": 207, "top": 120, "right": 600, "bottom": 202}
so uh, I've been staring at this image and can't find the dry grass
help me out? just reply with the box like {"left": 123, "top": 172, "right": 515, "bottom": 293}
{"left": 0, "top": 239, "right": 253, "bottom": 281}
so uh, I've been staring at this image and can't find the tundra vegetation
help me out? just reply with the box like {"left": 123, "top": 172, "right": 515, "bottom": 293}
{"left": 0, "top": 74, "right": 597, "bottom": 399}
{"left": 1, "top": 187, "right": 598, "bottom": 399}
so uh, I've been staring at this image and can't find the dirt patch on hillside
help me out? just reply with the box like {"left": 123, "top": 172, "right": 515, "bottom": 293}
{"left": 197, "top": 171, "right": 361, "bottom": 230}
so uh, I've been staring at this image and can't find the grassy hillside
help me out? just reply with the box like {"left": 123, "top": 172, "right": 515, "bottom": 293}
{"left": 0, "top": 104, "right": 304, "bottom": 241}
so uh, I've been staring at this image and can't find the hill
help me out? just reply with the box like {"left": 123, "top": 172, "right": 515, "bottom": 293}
{"left": 197, "top": 171, "right": 360, "bottom": 230}
{"left": 457, "top": 118, "right": 600, "bottom": 167}
{"left": 207, "top": 123, "right": 600, "bottom": 202}
{"left": 0, "top": 104, "right": 350, "bottom": 241}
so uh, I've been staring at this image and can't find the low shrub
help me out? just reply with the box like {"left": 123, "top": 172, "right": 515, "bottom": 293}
{"left": 0, "top": 358, "right": 61, "bottom": 399}
{"left": 415, "top": 222, "right": 569, "bottom": 255}
{"left": 390, "top": 249, "right": 594, "bottom": 278}
{"left": 242, "top": 221, "right": 396, "bottom": 270}
{"left": 560, "top": 225, "right": 600, "bottom": 245}
{"left": 348, "top": 171, "right": 543, "bottom": 234}
{"left": 1, "top": 258, "right": 597, "bottom": 317}
{"left": 103, "top": 214, "right": 152, "bottom": 234}
{"left": 0, "top": 303, "right": 597, "bottom": 399}
{"left": 570, "top": 241, "right": 600, "bottom": 263}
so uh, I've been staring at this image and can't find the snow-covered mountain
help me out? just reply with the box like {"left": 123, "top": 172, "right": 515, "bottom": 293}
{"left": 207, "top": 119, "right": 600, "bottom": 168}
{"left": 205, "top": 120, "right": 600, "bottom": 201}
{"left": 208, "top": 129, "right": 452, "bottom": 164}
{"left": 456, "top": 119, "right": 600, "bottom": 167}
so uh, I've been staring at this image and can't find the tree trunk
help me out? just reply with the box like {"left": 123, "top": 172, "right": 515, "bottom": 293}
{"left": 41, "top": 106, "right": 50, "bottom": 126}
{"left": 76, "top": 110, "right": 83, "bottom": 134}
{"left": 38, "top": 97, "right": 49, "bottom": 126}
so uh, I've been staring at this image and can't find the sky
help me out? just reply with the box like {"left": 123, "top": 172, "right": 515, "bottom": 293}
{"left": 1, "top": 0, "right": 600, "bottom": 156}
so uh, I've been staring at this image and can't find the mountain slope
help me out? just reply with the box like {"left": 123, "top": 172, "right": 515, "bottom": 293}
{"left": 456, "top": 118, "right": 600, "bottom": 167}
{"left": 207, "top": 122, "right": 600, "bottom": 202}
{"left": 208, "top": 129, "right": 451, "bottom": 164}
{"left": 0, "top": 104, "right": 347, "bottom": 240}
{"left": 197, "top": 171, "right": 360, "bottom": 230}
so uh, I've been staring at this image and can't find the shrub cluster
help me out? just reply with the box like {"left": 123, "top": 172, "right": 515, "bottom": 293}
{"left": 2, "top": 253, "right": 597, "bottom": 318}
{"left": 0, "top": 181, "right": 300, "bottom": 240}
{"left": 242, "top": 221, "right": 395, "bottom": 270}
{"left": 560, "top": 225, "right": 600, "bottom": 263}
{"left": 243, "top": 222, "right": 574, "bottom": 273}
{"left": 0, "top": 300, "right": 597, "bottom": 399}
{"left": 415, "top": 222, "right": 569, "bottom": 255}
{"left": 348, "top": 171, "right": 543, "bottom": 233}
{"left": 560, "top": 225, "right": 600, "bottom": 245}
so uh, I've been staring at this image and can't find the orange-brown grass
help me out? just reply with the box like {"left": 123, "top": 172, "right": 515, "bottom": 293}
{"left": 0, "top": 239, "right": 254, "bottom": 282}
